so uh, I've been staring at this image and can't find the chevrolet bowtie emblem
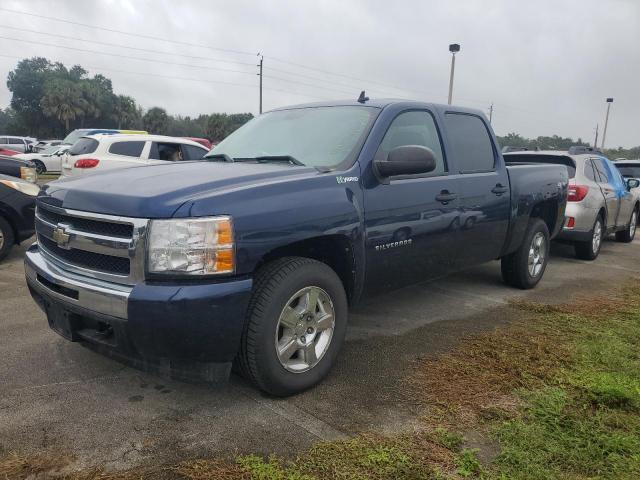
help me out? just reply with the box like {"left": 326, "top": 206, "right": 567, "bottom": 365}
{"left": 52, "top": 225, "right": 71, "bottom": 249}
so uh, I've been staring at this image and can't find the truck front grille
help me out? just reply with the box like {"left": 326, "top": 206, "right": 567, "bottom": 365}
{"left": 37, "top": 207, "right": 134, "bottom": 238}
{"left": 35, "top": 203, "right": 148, "bottom": 285}
{"left": 38, "top": 236, "right": 130, "bottom": 275}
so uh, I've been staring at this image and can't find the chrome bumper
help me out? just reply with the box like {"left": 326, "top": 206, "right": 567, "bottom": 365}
{"left": 25, "top": 245, "right": 131, "bottom": 319}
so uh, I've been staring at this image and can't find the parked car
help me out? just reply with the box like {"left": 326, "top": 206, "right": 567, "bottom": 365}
{"left": 0, "top": 148, "right": 20, "bottom": 156}
{"left": 15, "top": 145, "right": 70, "bottom": 174}
{"left": 0, "top": 155, "right": 38, "bottom": 183}
{"left": 0, "top": 174, "right": 37, "bottom": 260}
{"left": 25, "top": 99, "right": 567, "bottom": 396}
{"left": 184, "top": 137, "right": 213, "bottom": 149}
{"left": 61, "top": 128, "right": 148, "bottom": 146}
{"left": 60, "top": 134, "right": 209, "bottom": 176}
{"left": 32, "top": 140, "right": 62, "bottom": 152}
{"left": 614, "top": 159, "right": 640, "bottom": 183}
{"left": 0, "top": 136, "right": 33, "bottom": 153}
{"left": 505, "top": 149, "right": 640, "bottom": 259}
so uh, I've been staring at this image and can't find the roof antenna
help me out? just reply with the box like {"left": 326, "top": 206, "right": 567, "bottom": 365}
{"left": 357, "top": 90, "right": 369, "bottom": 103}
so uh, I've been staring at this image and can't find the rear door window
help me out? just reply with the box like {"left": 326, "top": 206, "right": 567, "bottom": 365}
{"left": 592, "top": 158, "right": 610, "bottom": 184}
{"left": 181, "top": 144, "right": 208, "bottom": 160}
{"left": 9, "top": 138, "right": 23, "bottom": 145}
{"left": 444, "top": 113, "right": 495, "bottom": 173}
{"left": 69, "top": 138, "right": 99, "bottom": 155}
{"left": 149, "top": 142, "right": 183, "bottom": 161}
{"left": 108, "top": 141, "right": 145, "bottom": 157}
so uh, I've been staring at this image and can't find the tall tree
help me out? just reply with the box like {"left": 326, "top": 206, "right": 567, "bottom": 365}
{"left": 40, "top": 79, "right": 84, "bottom": 131}
{"left": 143, "top": 107, "right": 169, "bottom": 134}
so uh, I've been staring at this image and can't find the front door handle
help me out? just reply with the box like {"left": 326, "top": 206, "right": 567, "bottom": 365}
{"left": 491, "top": 184, "right": 509, "bottom": 195}
{"left": 436, "top": 191, "right": 458, "bottom": 204}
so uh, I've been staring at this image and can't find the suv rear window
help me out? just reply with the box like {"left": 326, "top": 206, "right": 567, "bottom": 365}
{"left": 69, "top": 138, "right": 99, "bottom": 156}
{"left": 616, "top": 164, "right": 640, "bottom": 178}
{"left": 108, "top": 141, "right": 145, "bottom": 157}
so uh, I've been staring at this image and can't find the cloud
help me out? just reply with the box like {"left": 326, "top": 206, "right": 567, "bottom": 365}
{"left": 1, "top": 0, "right": 638, "bottom": 147}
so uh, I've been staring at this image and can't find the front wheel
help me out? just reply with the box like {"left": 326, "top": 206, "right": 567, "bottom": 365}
{"left": 33, "top": 160, "right": 46, "bottom": 174}
{"left": 501, "top": 218, "right": 550, "bottom": 289}
{"left": 615, "top": 208, "right": 637, "bottom": 243}
{"left": 237, "top": 257, "right": 348, "bottom": 396}
{"left": 0, "top": 216, "right": 15, "bottom": 261}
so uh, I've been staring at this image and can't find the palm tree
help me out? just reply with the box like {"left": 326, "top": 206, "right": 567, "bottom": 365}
{"left": 40, "top": 80, "right": 84, "bottom": 132}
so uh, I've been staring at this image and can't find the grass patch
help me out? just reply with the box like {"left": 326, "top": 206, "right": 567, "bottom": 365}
{"left": 4, "top": 284, "right": 640, "bottom": 479}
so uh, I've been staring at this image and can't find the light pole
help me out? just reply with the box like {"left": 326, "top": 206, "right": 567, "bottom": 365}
{"left": 447, "top": 43, "right": 460, "bottom": 105}
{"left": 601, "top": 97, "right": 614, "bottom": 149}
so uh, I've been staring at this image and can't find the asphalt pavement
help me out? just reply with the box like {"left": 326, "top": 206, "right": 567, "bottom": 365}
{"left": 1, "top": 235, "right": 638, "bottom": 469}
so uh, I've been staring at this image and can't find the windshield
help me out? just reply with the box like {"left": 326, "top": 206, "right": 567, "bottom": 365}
{"left": 616, "top": 164, "right": 640, "bottom": 178}
{"left": 207, "top": 106, "right": 378, "bottom": 169}
{"left": 42, "top": 145, "right": 60, "bottom": 154}
{"left": 62, "top": 129, "right": 90, "bottom": 145}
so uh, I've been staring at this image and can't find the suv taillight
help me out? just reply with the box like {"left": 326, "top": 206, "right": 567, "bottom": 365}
{"left": 567, "top": 185, "right": 588, "bottom": 202}
{"left": 74, "top": 158, "right": 100, "bottom": 168}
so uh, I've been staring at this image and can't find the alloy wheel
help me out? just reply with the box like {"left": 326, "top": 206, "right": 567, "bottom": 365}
{"left": 592, "top": 220, "right": 602, "bottom": 254}
{"left": 275, "top": 286, "right": 335, "bottom": 373}
{"left": 527, "top": 231, "right": 546, "bottom": 277}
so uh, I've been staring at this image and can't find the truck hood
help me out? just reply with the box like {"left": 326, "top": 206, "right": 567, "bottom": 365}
{"left": 39, "top": 161, "right": 320, "bottom": 218}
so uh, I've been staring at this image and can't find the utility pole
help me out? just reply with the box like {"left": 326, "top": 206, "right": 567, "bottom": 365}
{"left": 593, "top": 124, "right": 599, "bottom": 149}
{"left": 601, "top": 97, "right": 613, "bottom": 149}
{"left": 447, "top": 43, "right": 460, "bottom": 105}
{"left": 488, "top": 103, "right": 494, "bottom": 124}
{"left": 257, "top": 54, "right": 263, "bottom": 114}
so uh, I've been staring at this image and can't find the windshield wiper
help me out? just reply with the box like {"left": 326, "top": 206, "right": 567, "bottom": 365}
{"left": 204, "top": 153, "right": 234, "bottom": 162}
{"left": 238, "top": 155, "right": 305, "bottom": 166}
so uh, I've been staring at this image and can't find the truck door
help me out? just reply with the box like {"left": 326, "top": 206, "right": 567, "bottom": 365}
{"left": 442, "top": 112, "right": 510, "bottom": 265}
{"left": 592, "top": 157, "right": 621, "bottom": 229}
{"left": 363, "top": 110, "right": 460, "bottom": 294}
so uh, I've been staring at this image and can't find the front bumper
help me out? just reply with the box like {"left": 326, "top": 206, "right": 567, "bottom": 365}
{"left": 25, "top": 244, "right": 253, "bottom": 380}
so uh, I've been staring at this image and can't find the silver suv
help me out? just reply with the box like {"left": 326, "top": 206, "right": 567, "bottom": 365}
{"left": 505, "top": 149, "right": 640, "bottom": 260}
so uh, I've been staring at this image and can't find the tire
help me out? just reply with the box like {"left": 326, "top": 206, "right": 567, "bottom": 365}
{"left": 615, "top": 208, "right": 638, "bottom": 243}
{"left": 501, "top": 218, "right": 550, "bottom": 289}
{"left": 237, "top": 257, "right": 348, "bottom": 396}
{"left": 33, "top": 160, "right": 46, "bottom": 174}
{"left": 575, "top": 214, "right": 604, "bottom": 260}
{"left": 0, "top": 216, "right": 15, "bottom": 261}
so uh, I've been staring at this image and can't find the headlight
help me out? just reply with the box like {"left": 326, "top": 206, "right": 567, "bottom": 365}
{"left": 20, "top": 166, "right": 37, "bottom": 183}
{"left": 0, "top": 179, "right": 40, "bottom": 196}
{"left": 148, "top": 216, "right": 234, "bottom": 275}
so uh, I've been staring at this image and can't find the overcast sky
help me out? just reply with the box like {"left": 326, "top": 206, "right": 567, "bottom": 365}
{"left": 1, "top": 0, "right": 638, "bottom": 147}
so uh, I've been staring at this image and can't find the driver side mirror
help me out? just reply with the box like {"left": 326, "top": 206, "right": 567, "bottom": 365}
{"left": 374, "top": 145, "right": 437, "bottom": 179}
{"left": 626, "top": 178, "right": 640, "bottom": 190}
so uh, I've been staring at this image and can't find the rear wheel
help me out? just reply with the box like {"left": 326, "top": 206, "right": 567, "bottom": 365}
{"left": 501, "top": 218, "right": 549, "bottom": 289}
{"left": 575, "top": 215, "right": 604, "bottom": 260}
{"left": 0, "top": 216, "right": 15, "bottom": 261}
{"left": 615, "top": 208, "right": 637, "bottom": 243}
{"left": 238, "top": 257, "right": 348, "bottom": 396}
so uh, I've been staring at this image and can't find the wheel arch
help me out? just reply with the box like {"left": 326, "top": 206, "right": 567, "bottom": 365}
{"left": 255, "top": 234, "right": 359, "bottom": 304}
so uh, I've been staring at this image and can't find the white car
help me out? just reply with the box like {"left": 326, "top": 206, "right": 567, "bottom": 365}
{"left": 0, "top": 136, "right": 34, "bottom": 153}
{"left": 61, "top": 134, "right": 209, "bottom": 177}
{"left": 32, "top": 139, "right": 63, "bottom": 153}
{"left": 15, "top": 145, "right": 70, "bottom": 174}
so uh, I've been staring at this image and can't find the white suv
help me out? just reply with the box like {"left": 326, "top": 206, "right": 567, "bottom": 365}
{"left": 61, "top": 134, "right": 209, "bottom": 177}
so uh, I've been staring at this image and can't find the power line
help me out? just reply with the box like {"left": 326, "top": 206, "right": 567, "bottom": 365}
{"left": 0, "top": 35, "right": 256, "bottom": 76}
{"left": 0, "top": 24, "right": 256, "bottom": 67}
{"left": 0, "top": 7, "right": 257, "bottom": 57}
{"left": 0, "top": 53, "right": 326, "bottom": 102}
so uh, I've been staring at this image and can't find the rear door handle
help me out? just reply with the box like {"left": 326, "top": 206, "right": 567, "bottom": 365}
{"left": 435, "top": 191, "right": 458, "bottom": 204}
{"left": 491, "top": 184, "right": 509, "bottom": 195}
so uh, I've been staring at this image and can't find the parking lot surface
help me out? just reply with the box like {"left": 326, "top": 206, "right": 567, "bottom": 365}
{"left": 1, "top": 236, "right": 639, "bottom": 469}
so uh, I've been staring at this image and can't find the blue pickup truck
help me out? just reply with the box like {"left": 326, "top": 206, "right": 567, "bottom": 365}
{"left": 25, "top": 99, "right": 568, "bottom": 395}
